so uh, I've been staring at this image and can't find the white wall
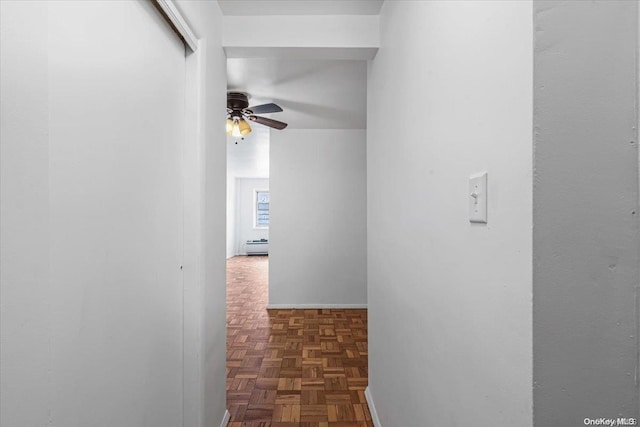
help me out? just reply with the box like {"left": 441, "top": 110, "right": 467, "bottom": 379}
{"left": 269, "top": 129, "right": 367, "bottom": 307}
{"left": 226, "top": 125, "right": 270, "bottom": 258}
{"left": 226, "top": 176, "right": 237, "bottom": 258}
{"left": 173, "top": 2, "right": 229, "bottom": 426}
{"left": 222, "top": 15, "right": 379, "bottom": 60}
{"left": 2, "top": 1, "right": 184, "bottom": 424}
{"left": 532, "top": 1, "right": 640, "bottom": 424}
{"left": 235, "top": 178, "right": 269, "bottom": 255}
{"left": 0, "top": 1, "right": 229, "bottom": 426}
{"left": 222, "top": 15, "right": 379, "bottom": 49}
{"left": 367, "top": 1, "right": 533, "bottom": 426}
{"left": 1, "top": 2, "right": 50, "bottom": 425}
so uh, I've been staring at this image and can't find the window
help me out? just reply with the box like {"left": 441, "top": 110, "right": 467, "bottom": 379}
{"left": 255, "top": 190, "right": 269, "bottom": 228}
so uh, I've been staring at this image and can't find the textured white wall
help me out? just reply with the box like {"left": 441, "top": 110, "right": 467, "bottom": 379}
{"left": 0, "top": 1, "right": 229, "bottom": 426}
{"left": 172, "top": 1, "right": 229, "bottom": 426}
{"left": 532, "top": 1, "right": 640, "bottom": 424}
{"left": 367, "top": 1, "right": 533, "bottom": 425}
{"left": 2, "top": 1, "right": 185, "bottom": 425}
{"left": 269, "top": 129, "right": 367, "bottom": 307}
{"left": 0, "top": 2, "right": 50, "bottom": 425}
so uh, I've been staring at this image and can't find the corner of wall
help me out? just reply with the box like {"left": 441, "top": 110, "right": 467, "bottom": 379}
{"left": 364, "top": 387, "right": 382, "bottom": 427}
{"left": 219, "top": 409, "right": 230, "bottom": 427}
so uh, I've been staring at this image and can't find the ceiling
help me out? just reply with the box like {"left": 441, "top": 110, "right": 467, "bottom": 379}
{"left": 218, "top": 0, "right": 383, "bottom": 16}
{"left": 227, "top": 58, "right": 367, "bottom": 130}
{"left": 224, "top": 1, "right": 375, "bottom": 175}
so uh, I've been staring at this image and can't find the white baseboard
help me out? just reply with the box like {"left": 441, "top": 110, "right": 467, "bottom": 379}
{"left": 219, "top": 409, "right": 230, "bottom": 427}
{"left": 226, "top": 253, "right": 251, "bottom": 259}
{"left": 365, "top": 386, "right": 382, "bottom": 427}
{"left": 266, "top": 303, "right": 367, "bottom": 309}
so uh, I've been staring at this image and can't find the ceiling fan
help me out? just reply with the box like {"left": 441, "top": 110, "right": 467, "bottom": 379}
{"left": 226, "top": 92, "right": 288, "bottom": 138}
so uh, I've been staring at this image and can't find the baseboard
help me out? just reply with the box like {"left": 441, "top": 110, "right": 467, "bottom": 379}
{"left": 219, "top": 409, "right": 230, "bottom": 427}
{"left": 226, "top": 253, "right": 249, "bottom": 259}
{"left": 365, "top": 386, "right": 382, "bottom": 427}
{"left": 266, "top": 303, "right": 367, "bottom": 309}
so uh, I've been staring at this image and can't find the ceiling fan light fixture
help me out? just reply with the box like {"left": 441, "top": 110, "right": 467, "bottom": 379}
{"left": 226, "top": 92, "right": 287, "bottom": 135}
{"left": 238, "top": 118, "right": 252, "bottom": 136}
{"left": 231, "top": 119, "right": 242, "bottom": 138}
{"left": 230, "top": 117, "right": 251, "bottom": 138}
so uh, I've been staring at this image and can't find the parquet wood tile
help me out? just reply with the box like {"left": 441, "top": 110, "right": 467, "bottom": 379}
{"left": 226, "top": 256, "right": 372, "bottom": 427}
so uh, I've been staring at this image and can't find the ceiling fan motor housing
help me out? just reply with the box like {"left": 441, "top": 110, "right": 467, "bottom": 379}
{"left": 227, "top": 92, "right": 249, "bottom": 111}
{"left": 226, "top": 91, "right": 288, "bottom": 131}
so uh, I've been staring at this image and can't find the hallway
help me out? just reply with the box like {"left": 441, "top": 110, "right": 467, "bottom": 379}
{"left": 226, "top": 256, "right": 372, "bottom": 426}
{"left": 3, "top": 2, "right": 639, "bottom": 426}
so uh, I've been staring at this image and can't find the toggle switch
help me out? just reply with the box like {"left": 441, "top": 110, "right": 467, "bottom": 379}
{"left": 469, "top": 172, "right": 487, "bottom": 223}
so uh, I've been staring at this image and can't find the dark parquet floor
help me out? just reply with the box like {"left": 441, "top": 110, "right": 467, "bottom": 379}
{"left": 226, "top": 256, "right": 373, "bottom": 427}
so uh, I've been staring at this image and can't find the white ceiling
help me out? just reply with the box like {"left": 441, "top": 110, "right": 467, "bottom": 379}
{"left": 224, "top": 1, "right": 375, "bottom": 176}
{"left": 218, "top": 0, "right": 383, "bottom": 16}
{"left": 227, "top": 58, "right": 367, "bottom": 130}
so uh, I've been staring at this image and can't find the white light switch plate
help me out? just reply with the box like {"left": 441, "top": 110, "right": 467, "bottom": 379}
{"left": 469, "top": 172, "right": 487, "bottom": 223}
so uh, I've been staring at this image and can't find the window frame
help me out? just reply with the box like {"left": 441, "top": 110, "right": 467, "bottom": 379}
{"left": 253, "top": 189, "right": 270, "bottom": 229}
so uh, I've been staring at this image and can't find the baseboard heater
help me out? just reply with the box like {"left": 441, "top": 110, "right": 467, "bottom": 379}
{"left": 245, "top": 239, "right": 268, "bottom": 255}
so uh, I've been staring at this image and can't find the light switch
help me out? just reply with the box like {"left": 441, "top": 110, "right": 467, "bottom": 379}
{"left": 469, "top": 172, "right": 487, "bottom": 223}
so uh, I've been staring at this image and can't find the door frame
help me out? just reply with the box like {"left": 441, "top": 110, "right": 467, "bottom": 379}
{"left": 152, "top": 3, "right": 212, "bottom": 427}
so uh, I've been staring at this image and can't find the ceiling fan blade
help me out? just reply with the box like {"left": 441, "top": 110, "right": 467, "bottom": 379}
{"left": 247, "top": 103, "right": 283, "bottom": 114}
{"left": 249, "top": 115, "right": 288, "bottom": 130}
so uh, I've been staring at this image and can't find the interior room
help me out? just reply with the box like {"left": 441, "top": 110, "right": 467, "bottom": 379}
{"left": 225, "top": 56, "right": 368, "bottom": 424}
